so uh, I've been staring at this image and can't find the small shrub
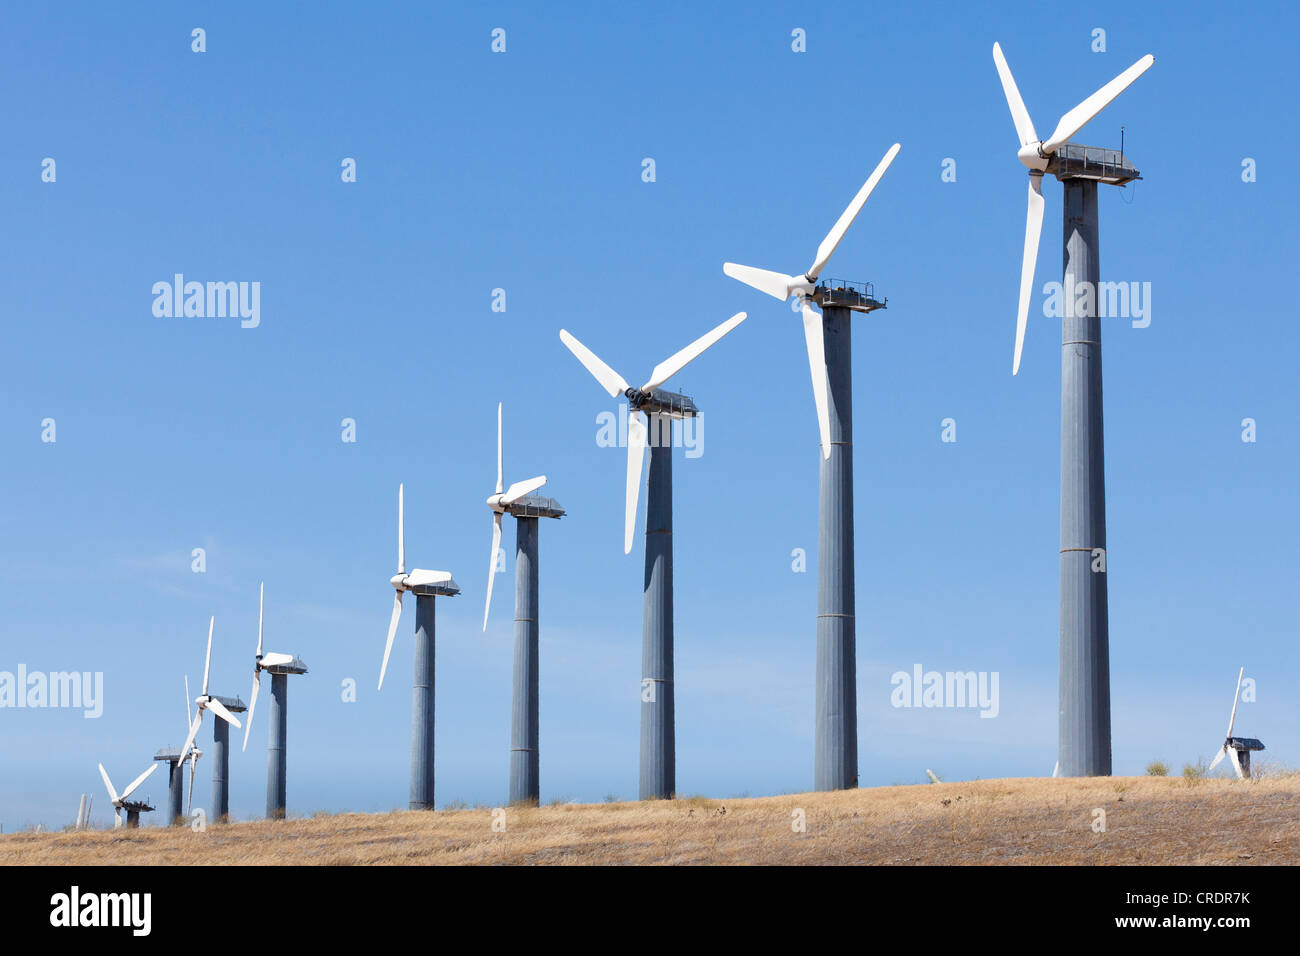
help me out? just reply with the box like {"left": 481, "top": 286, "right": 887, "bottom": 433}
{"left": 1146, "top": 760, "right": 1169, "bottom": 777}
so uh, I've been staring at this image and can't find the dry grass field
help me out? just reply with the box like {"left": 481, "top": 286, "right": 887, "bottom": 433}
{"left": 4, "top": 774, "right": 1299, "bottom": 865}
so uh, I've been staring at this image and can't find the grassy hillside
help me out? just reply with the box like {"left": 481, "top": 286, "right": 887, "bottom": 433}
{"left": 5, "top": 774, "right": 1298, "bottom": 865}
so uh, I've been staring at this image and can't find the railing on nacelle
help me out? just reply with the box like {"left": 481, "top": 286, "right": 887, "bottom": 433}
{"left": 814, "top": 278, "right": 887, "bottom": 311}
{"left": 1051, "top": 143, "right": 1140, "bottom": 183}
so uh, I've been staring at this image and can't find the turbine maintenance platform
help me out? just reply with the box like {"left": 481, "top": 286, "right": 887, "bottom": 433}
{"left": 507, "top": 494, "right": 566, "bottom": 520}
{"left": 261, "top": 658, "right": 309, "bottom": 676}
{"left": 814, "top": 278, "right": 887, "bottom": 314}
{"left": 630, "top": 387, "right": 698, "bottom": 420}
{"left": 1047, "top": 143, "right": 1140, "bottom": 185}
{"left": 408, "top": 579, "right": 460, "bottom": 600}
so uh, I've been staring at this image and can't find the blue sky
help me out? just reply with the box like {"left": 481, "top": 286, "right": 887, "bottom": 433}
{"left": 1, "top": 1, "right": 1296, "bottom": 828}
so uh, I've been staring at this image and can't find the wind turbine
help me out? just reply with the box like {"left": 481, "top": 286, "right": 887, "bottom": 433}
{"left": 723, "top": 144, "right": 900, "bottom": 792}
{"left": 379, "top": 483, "right": 459, "bottom": 810}
{"left": 97, "top": 761, "right": 158, "bottom": 829}
{"left": 559, "top": 311, "right": 746, "bottom": 799}
{"left": 1208, "top": 667, "right": 1265, "bottom": 780}
{"left": 992, "top": 41, "right": 1154, "bottom": 776}
{"left": 482, "top": 402, "right": 565, "bottom": 806}
{"left": 240, "top": 583, "right": 306, "bottom": 819}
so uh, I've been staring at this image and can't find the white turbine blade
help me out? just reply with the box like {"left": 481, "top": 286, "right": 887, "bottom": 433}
{"left": 185, "top": 674, "right": 193, "bottom": 726}
{"left": 114, "top": 809, "right": 122, "bottom": 828}
{"left": 801, "top": 302, "right": 832, "bottom": 460}
{"left": 722, "top": 262, "right": 796, "bottom": 301}
{"left": 1226, "top": 666, "right": 1244, "bottom": 739}
{"left": 1013, "top": 173, "right": 1045, "bottom": 376}
{"left": 201, "top": 616, "right": 214, "bottom": 696}
{"left": 187, "top": 756, "right": 196, "bottom": 816}
{"left": 483, "top": 513, "right": 502, "bottom": 632}
{"left": 378, "top": 590, "right": 403, "bottom": 691}
{"left": 559, "top": 329, "right": 630, "bottom": 399}
{"left": 98, "top": 763, "right": 120, "bottom": 805}
{"left": 641, "top": 312, "right": 747, "bottom": 392}
{"left": 1042, "top": 54, "right": 1155, "bottom": 155}
{"left": 992, "top": 42, "right": 1038, "bottom": 147}
{"left": 503, "top": 475, "right": 547, "bottom": 504}
{"left": 1228, "top": 746, "right": 1245, "bottom": 780}
{"left": 397, "top": 483, "right": 405, "bottom": 575}
{"left": 496, "top": 403, "right": 504, "bottom": 495}
{"left": 179, "top": 711, "right": 203, "bottom": 766}
{"left": 809, "top": 143, "right": 901, "bottom": 280}
{"left": 242, "top": 670, "right": 261, "bottom": 752}
{"left": 1208, "top": 747, "right": 1226, "bottom": 772}
{"left": 257, "top": 581, "right": 265, "bottom": 658}
{"left": 624, "top": 413, "right": 647, "bottom": 555}
{"left": 206, "top": 697, "right": 242, "bottom": 729}
{"left": 120, "top": 762, "right": 158, "bottom": 801}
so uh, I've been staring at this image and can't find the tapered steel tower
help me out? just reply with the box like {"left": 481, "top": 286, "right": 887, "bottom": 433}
{"left": 991, "top": 42, "right": 1153, "bottom": 775}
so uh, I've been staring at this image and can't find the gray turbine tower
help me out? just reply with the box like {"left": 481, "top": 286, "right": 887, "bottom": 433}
{"left": 207, "top": 690, "right": 246, "bottom": 822}
{"left": 154, "top": 740, "right": 189, "bottom": 826}
{"left": 242, "top": 583, "right": 308, "bottom": 819}
{"left": 378, "top": 485, "right": 460, "bottom": 810}
{"left": 481, "top": 402, "right": 564, "bottom": 806}
{"left": 156, "top": 678, "right": 200, "bottom": 826}
{"left": 992, "top": 42, "right": 1154, "bottom": 777}
{"left": 560, "top": 312, "right": 747, "bottom": 800}
{"left": 723, "top": 143, "right": 900, "bottom": 791}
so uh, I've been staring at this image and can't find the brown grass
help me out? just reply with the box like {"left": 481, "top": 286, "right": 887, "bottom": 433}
{"left": 4, "top": 775, "right": 1298, "bottom": 865}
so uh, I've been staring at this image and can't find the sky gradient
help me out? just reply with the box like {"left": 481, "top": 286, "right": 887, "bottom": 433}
{"left": 1, "top": 1, "right": 1296, "bottom": 828}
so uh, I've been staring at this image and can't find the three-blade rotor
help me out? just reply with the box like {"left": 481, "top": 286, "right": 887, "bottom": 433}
{"left": 559, "top": 311, "right": 746, "bottom": 554}
{"left": 98, "top": 761, "right": 158, "bottom": 824}
{"left": 483, "top": 402, "right": 548, "bottom": 630}
{"left": 992, "top": 42, "right": 1154, "bottom": 375}
{"left": 179, "top": 617, "right": 242, "bottom": 766}
{"left": 1208, "top": 666, "right": 1247, "bottom": 779}
{"left": 379, "top": 484, "right": 456, "bottom": 690}
{"left": 723, "top": 143, "right": 900, "bottom": 458}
